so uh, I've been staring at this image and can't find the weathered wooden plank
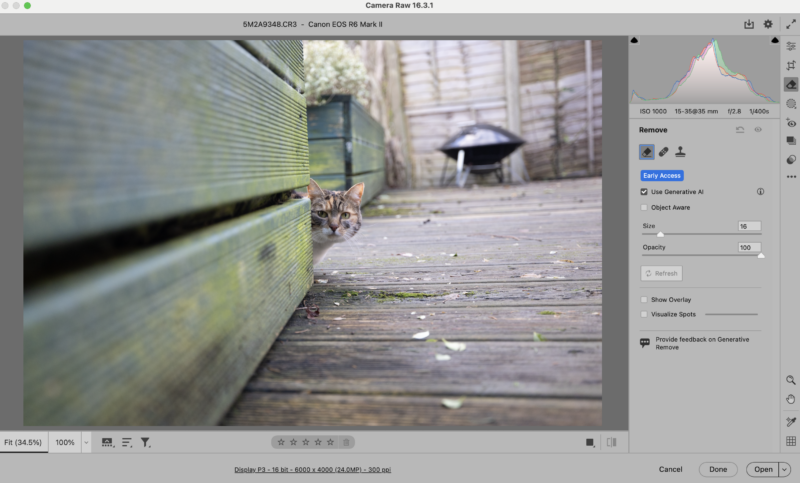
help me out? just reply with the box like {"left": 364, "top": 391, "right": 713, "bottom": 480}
{"left": 24, "top": 40, "right": 309, "bottom": 251}
{"left": 351, "top": 98, "right": 385, "bottom": 148}
{"left": 309, "top": 174, "right": 346, "bottom": 191}
{"left": 307, "top": 99, "right": 346, "bottom": 140}
{"left": 279, "top": 305, "right": 602, "bottom": 342}
{"left": 351, "top": 140, "right": 385, "bottom": 175}
{"left": 313, "top": 262, "right": 602, "bottom": 285}
{"left": 238, "top": 40, "right": 304, "bottom": 91}
{"left": 222, "top": 393, "right": 601, "bottom": 426}
{"left": 348, "top": 170, "right": 385, "bottom": 205}
{"left": 309, "top": 139, "right": 346, "bottom": 176}
{"left": 23, "top": 199, "right": 313, "bottom": 425}
{"left": 306, "top": 281, "right": 602, "bottom": 308}
{"left": 245, "top": 341, "right": 602, "bottom": 398}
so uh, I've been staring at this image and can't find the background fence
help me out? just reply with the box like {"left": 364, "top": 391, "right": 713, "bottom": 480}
{"left": 353, "top": 40, "right": 603, "bottom": 189}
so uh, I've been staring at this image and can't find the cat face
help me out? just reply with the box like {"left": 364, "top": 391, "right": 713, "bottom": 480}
{"left": 307, "top": 179, "right": 364, "bottom": 244}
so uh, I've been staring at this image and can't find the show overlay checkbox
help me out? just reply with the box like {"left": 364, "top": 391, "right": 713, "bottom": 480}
{"left": 641, "top": 297, "right": 647, "bottom": 303}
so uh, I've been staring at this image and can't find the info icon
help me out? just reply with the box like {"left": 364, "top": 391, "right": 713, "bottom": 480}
{"left": 639, "top": 144, "right": 655, "bottom": 160}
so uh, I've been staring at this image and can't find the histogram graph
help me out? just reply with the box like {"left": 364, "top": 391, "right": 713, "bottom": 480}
{"left": 630, "top": 37, "right": 779, "bottom": 105}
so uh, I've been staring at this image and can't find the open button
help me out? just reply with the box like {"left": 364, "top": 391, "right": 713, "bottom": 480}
{"left": 747, "top": 462, "right": 778, "bottom": 477}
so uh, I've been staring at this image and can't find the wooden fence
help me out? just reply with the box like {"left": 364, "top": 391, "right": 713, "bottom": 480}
{"left": 397, "top": 40, "right": 602, "bottom": 187}
{"left": 23, "top": 40, "right": 312, "bottom": 425}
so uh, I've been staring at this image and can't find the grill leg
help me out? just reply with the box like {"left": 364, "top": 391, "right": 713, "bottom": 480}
{"left": 455, "top": 150, "right": 468, "bottom": 188}
{"left": 439, "top": 157, "right": 450, "bottom": 187}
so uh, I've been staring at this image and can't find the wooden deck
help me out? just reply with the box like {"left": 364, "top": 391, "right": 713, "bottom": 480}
{"left": 222, "top": 177, "right": 602, "bottom": 426}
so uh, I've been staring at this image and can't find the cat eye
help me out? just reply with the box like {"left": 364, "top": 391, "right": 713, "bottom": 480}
{"left": 341, "top": 213, "right": 351, "bottom": 219}
{"left": 316, "top": 211, "right": 328, "bottom": 218}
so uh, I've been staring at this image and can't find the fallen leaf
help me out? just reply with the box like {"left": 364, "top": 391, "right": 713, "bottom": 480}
{"left": 442, "top": 397, "right": 465, "bottom": 409}
{"left": 334, "top": 302, "right": 340, "bottom": 306}
{"left": 483, "top": 258, "right": 490, "bottom": 262}
{"left": 592, "top": 312, "right": 602, "bottom": 316}
{"left": 521, "top": 273, "right": 543, "bottom": 279}
{"left": 366, "top": 286, "right": 378, "bottom": 289}
{"left": 293, "top": 329, "right": 310, "bottom": 334}
{"left": 442, "top": 293, "right": 460, "bottom": 301}
{"left": 426, "top": 338, "right": 438, "bottom": 342}
{"left": 547, "top": 276, "right": 566, "bottom": 279}
{"left": 331, "top": 271, "right": 339, "bottom": 274}
{"left": 333, "top": 317, "right": 345, "bottom": 321}
{"left": 442, "top": 338, "right": 467, "bottom": 351}
{"left": 411, "top": 312, "right": 416, "bottom": 315}
{"left": 435, "top": 354, "right": 451, "bottom": 361}
{"left": 490, "top": 316, "right": 498, "bottom": 320}
{"left": 412, "top": 331, "right": 430, "bottom": 339}
{"left": 304, "top": 304, "right": 320, "bottom": 319}
{"left": 399, "top": 253, "right": 413, "bottom": 257}
{"left": 315, "top": 279, "right": 328, "bottom": 284}
{"left": 549, "top": 251, "right": 558, "bottom": 255}
{"left": 417, "top": 315, "right": 426, "bottom": 320}
{"left": 533, "top": 332, "right": 547, "bottom": 342}
{"left": 558, "top": 259, "right": 574, "bottom": 263}
{"left": 450, "top": 253, "right": 458, "bottom": 257}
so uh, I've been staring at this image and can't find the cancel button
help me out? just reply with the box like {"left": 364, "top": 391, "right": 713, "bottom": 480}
{"left": 700, "top": 462, "right": 737, "bottom": 477}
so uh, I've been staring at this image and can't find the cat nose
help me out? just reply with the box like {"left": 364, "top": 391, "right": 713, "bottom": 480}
{"left": 329, "top": 224, "right": 339, "bottom": 232}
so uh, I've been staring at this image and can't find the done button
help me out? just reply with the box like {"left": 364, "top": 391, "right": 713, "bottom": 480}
{"left": 641, "top": 170, "right": 685, "bottom": 181}
{"left": 700, "top": 462, "right": 737, "bottom": 477}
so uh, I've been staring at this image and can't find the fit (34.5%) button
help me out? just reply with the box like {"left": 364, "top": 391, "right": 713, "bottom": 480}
{"left": 699, "top": 462, "right": 737, "bottom": 477}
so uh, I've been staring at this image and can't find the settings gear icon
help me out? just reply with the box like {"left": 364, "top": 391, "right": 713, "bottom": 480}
{"left": 764, "top": 19, "right": 773, "bottom": 29}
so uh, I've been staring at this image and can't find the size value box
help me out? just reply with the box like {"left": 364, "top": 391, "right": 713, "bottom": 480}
{"left": 738, "top": 221, "right": 761, "bottom": 231}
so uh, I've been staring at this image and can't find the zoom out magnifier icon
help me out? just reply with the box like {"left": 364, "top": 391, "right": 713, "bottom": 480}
{"left": 789, "top": 375, "right": 797, "bottom": 385}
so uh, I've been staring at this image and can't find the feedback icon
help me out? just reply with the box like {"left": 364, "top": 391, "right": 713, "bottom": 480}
{"left": 640, "top": 338, "right": 651, "bottom": 348}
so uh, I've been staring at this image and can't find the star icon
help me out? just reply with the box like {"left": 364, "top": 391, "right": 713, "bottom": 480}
{"left": 327, "top": 439, "right": 334, "bottom": 446}
{"left": 315, "top": 439, "right": 322, "bottom": 445}
{"left": 278, "top": 439, "right": 285, "bottom": 446}
{"left": 290, "top": 439, "right": 297, "bottom": 446}
{"left": 303, "top": 439, "right": 309, "bottom": 446}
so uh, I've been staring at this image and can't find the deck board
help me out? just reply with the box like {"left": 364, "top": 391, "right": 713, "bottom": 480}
{"left": 223, "top": 178, "right": 602, "bottom": 426}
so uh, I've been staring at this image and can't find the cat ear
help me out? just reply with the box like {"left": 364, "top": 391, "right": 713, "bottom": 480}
{"left": 307, "top": 178, "right": 324, "bottom": 199}
{"left": 345, "top": 183, "right": 364, "bottom": 203}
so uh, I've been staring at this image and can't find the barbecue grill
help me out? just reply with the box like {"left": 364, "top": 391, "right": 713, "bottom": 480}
{"left": 438, "top": 124, "right": 526, "bottom": 187}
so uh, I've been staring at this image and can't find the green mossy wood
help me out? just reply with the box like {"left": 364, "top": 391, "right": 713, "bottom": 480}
{"left": 23, "top": 40, "right": 309, "bottom": 251}
{"left": 24, "top": 200, "right": 312, "bottom": 426}
{"left": 23, "top": 39, "right": 313, "bottom": 425}
{"left": 238, "top": 40, "right": 305, "bottom": 92}
{"left": 307, "top": 95, "right": 385, "bottom": 203}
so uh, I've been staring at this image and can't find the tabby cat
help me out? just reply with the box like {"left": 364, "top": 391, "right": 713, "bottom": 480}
{"left": 293, "top": 179, "right": 364, "bottom": 265}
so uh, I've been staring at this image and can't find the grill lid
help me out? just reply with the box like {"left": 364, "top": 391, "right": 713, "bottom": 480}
{"left": 439, "top": 124, "right": 525, "bottom": 165}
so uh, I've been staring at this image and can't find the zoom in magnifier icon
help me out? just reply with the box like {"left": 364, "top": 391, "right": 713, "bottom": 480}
{"left": 789, "top": 375, "right": 797, "bottom": 385}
